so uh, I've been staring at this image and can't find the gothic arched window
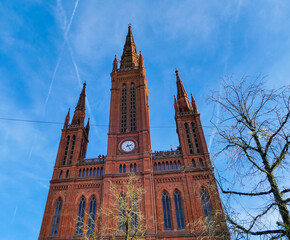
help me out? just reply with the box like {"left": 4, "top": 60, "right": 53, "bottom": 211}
{"left": 200, "top": 188, "right": 212, "bottom": 223}
{"left": 130, "top": 163, "right": 133, "bottom": 172}
{"left": 154, "top": 163, "right": 157, "bottom": 171}
{"left": 170, "top": 161, "right": 173, "bottom": 169}
{"left": 162, "top": 191, "right": 172, "bottom": 230}
{"left": 62, "top": 136, "right": 70, "bottom": 165}
{"left": 130, "top": 83, "right": 136, "bottom": 132}
{"left": 174, "top": 190, "right": 185, "bottom": 229}
{"left": 75, "top": 197, "right": 86, "bottom": 235}
{"left": 184, "top": 123, "right": 193, "bottom": 154}
{"left": 59, "top": 170, "right": 63, "bottom": 179}
{"left": 178, "top": 161, "right": 181, "bottom": 169}
{"left": 121, "top": 84, "right": 127, "bottom": 133}
{"left": 166, "top": 162, "right": 169, "bottom": 170}
{"left": 162, "top": 162, "right": 165, "bottom": 170}
{"left": 119, "top": 193, "right": 126, "bottom": 231}
{"left": 50, "top": 198, "right": 62, "bottom": 236}
{"left": 192, "top": 159, "right": 196, "bottom": 168}
{"left": 100, "top": 167, "right": 103, "bottom": 176}
{"left": 87, "top": 196, "right": 97, "bottom": 235}
{"left": 123, "top": 164, "right": 126, "bottom": 173}
{"left": 199, "top": 158, "right": 204, "bottom": 168}
{"left": 130, "top": 193, "right": 138, "bottom": 230}
{"left": 134, "top": 163, "right": 137, "bottom": 172}
{"left": 158, "top": 163, "right": 161, "bottom": 171}
{"left": 120, "top": 164, "right": 123, "bottom": 173}
{"left": 66, "top": 170, "right": 69, "bottom": 178}
{"left": 68, "top": 135, "right": 76, "bottom": 165}
{"left": 191, "top": 122, "right": 200, "bottom": 153}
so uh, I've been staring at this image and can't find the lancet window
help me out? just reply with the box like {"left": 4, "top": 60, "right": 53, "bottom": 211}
{"left": 199, "top": 158, "right": 204, "bottom": 168}
{"left": 118, "top": 193, "right": 126, "bottom": 231}
{"left": 162, "top": 191, "right": 172, "bottom": 230}
{"left": 75, "top": 197, "right": 86, "bottom": 235}
{"left": 50, "top": 198, "right": 62, "bottom": 236}
{"left": 87, "top": 196, "right": 96, "bottom": 235}
{"left": 174, "top": 190, "right": 185, "bottom": 229}
{"left": 200, "top": 188, "right": 212, "bottom": 224}
{"left": 130, "top": 193, "right": 138, "bottom": 230}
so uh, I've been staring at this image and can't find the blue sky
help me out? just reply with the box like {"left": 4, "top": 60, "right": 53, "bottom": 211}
{"left": 0, "top": 1, "right": 290, "bottom": 239}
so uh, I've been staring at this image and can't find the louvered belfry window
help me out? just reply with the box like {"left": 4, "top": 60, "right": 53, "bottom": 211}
{"left": 191, "top": 122, "right": 200, "bottom": 153}
{"left": 130, "top": 83, "right": 136, "bottom": 131}
{"left": 184, "top": 123, "right": 194, "bottom": 154}
{"left": 62, "top": 136, "right": 70, "bottom": 165}
{"left": 68, "top": 135, "right": 75, "bottom": 165}
{"left": 121, "top": 84, "right": 127, "bottom": 132}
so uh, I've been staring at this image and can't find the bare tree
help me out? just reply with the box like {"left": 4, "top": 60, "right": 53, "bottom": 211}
{"left": 209, "top": 76, "right": 290, "bottom": 239}
{"left": 79, "top": 173, "right": 147, "bottom": 240}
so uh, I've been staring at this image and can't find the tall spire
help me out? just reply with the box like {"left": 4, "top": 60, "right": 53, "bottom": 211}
{"left": 71, "top": 83, "right": 86, "bottom": 127}
{"left": 120, "top": 25, "right": 139, "bottom": 69}
{"left": 175, "top": 70, "right": 192, "bottom": 113}
{"left": 76, "top": 83, "right": 86, "bottom": 111}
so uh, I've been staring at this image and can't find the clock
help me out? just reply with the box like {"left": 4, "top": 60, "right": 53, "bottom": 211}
{"left": 121, "top": 140, "right": 136, "bottom": 152}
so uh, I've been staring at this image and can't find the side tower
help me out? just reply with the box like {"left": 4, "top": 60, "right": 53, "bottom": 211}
{"left": 39, "top": 84, "right": 91, "bottom": 239}
{"left": 149, "top": 70, "right": 228, "bottom": 239}
{"left": 101, "top": 26, "right": 156, "bottom": 233}
{"left": 173, "top": 70, "right": 227, "bottom": 237}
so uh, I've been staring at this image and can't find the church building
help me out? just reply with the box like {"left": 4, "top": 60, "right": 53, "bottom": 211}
{"left": 39, "top": 26, "right": 228, "bottom": 240}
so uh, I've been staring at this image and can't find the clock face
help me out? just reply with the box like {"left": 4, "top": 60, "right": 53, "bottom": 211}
{"left": 121, "top": 140, "right": 135, "bottom": 152}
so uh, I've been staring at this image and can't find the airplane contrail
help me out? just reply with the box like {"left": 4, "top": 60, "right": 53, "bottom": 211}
{"left": 61, "top": 0, "right": 99, "bottom": 137}
{"left": 44, "top": 0, "right": 79, "bottom": 112}
{"left": 208, "top": 83, "right": 222, "bottom": 152}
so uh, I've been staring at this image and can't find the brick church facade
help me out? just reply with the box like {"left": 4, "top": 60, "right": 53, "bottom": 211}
{"left": 39, "top": 26, "right": 228, "bottom": 239}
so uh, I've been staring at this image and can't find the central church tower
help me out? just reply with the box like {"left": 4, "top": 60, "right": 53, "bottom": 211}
{"left": 102, "top": 25, "right": 155, "bottom": 233}
{"left": 39, "top": 26, "right": 229, "bottom": 240}
{"left": 106, "top": 25, "right": 151, "bottom": 166}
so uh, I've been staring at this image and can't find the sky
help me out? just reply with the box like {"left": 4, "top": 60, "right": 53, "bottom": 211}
{"left": 0, "top": 0, "right": 290, "bottom": 239}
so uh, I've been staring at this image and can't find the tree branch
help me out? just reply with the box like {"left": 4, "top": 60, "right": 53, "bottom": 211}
{"left": 271, "top": 135, "right": 290, "bottom": 171}
{"left": 265, "top": 111, "right": 290, "bottom": 155}
{"left": 227, "top": 215, "right": 285, "bottom": 236}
